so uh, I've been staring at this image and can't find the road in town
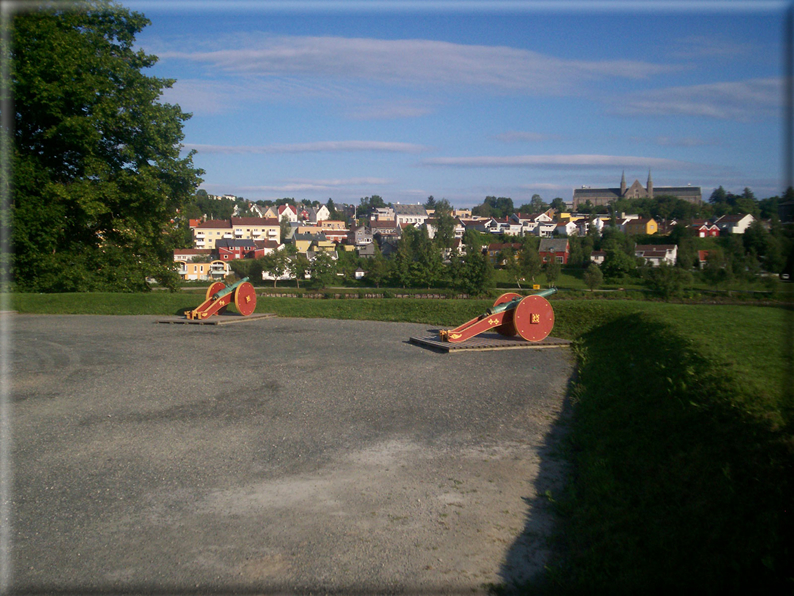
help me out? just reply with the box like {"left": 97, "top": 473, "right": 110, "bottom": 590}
{"left": 9, "top": 314, "right": 574, "bottom": 594}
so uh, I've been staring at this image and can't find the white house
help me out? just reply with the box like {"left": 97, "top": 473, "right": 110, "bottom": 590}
{"left": 635, "top": 244, "right": 678, "bottom": 267}
{"left": 714, "top": 213, "right": 755, "bottom": 234}
{"left": 554, "top": 221, "right": 578, "bottom": 237}
{"left": 394, "top": 204, "right": 429, "bottom": 227}
{"left": 277, "top": 204, "right": 299, "bottom": 223}
{"left": 534, "top": 221, "right": 556, "bottom": 237}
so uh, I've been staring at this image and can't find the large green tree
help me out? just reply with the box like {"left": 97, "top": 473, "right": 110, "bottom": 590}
{"left": 10, "top": 0, "right": 203, "bottom": 291}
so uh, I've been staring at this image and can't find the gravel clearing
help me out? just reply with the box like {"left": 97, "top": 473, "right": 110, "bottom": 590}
{"left": 9, "top": 314, "right": 573, "bottom": 594}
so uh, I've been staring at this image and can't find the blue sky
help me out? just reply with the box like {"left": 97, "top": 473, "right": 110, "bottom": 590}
{"left": 126, "top": 0, "right": 787, "bottom": 208}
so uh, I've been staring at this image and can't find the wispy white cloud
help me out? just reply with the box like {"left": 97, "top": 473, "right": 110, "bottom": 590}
{"left": 160, "top": 35, "right": 682, "bottom": 95}
{"left": 421, "top": 154, "right": 698, "bottom": 170}
{"left": 284, "top": 177, "right": 393, "bottom": 187}
{"left": 627, "top": 135, "right": 721, "bottom": 147}
{"left": 345, "top": 101, "right": 435, "bottom": 120}
{"left": 668, "top": 35, "right": 753, "bottom": 59}
{"left": 613, "top": 77, "right": 781, "bottom": 121}
{"left": 185, "top": 141, "right": 429, "bottom": 154}
{"left": 517, "top": 182, "right": 573, "bottom": 192}
{"left": 495, "top": 131, "right": 562, "bottom": 143}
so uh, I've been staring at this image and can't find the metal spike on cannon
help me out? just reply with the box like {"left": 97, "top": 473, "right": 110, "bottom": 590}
{"left": 186, "top": 277, "right": 257, "bottom": 320}
{"left": 439, "top": 288, "right": 556, "bottom": 343}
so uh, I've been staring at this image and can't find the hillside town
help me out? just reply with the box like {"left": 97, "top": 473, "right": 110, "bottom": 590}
{"left": 174, "top": 174, "right": 793, "bottom": 290}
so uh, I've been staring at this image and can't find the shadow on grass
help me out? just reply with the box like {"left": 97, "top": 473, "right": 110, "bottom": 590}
{"left": 499, "top": 312, "right": 793, "bottom": 593}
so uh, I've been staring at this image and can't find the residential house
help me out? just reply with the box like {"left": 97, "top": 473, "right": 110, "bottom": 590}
{"left": 486, "top": 217, "right": 523, "bottom": 236}
{"left": 354, "top": 267, "right": 366, "bottom": 280}
{"left": 357, "top": 243, "right": 376, "bottom": 258}
{"left": 453, "top": 208, "right": 472, "bottom": 219}
{"left": 590, "top": 250, "right": 606, "bottom": 265}
{"left": 348, "top": 225, "right": 373, "bottom": 246}
{"left": 539, "top": 238, "right": 570, "bottom": 264}
{"left": 174, "top": 248, "right": 212, "bottom": 262}
{"left": 372, "top": 206, "right": 395, "bottom": 221}
{"left": 230, "top": 217, "right": 281, "bottom": 243}
{"left": 534, "top": 221, "right": 557, "bottom": 237}
{"left": 486, "top": 242, "right": 522, "bottom": 266}
{"left": 635, "top": 244, "right": 678, "bottom": 266}
{"left": 312, "top": 233, "right": 337, "bottom": 253}
{"left": 715, "top": 213, "right": 755, "bottom": 234}
{"left": 277, "top": 204, "right": 299, "bottom": 223}
{"left": 394, "top": 204, "right": 429, "bottom": 226}
{"left": 697, "top": 250, "right": 713, "bottom": 269}
{"left": 623, "top": 217, "right": 658, "bottom": 236}
{"left": 459, "top": 218, "right": 489, "bottom": 233}
{"left": 177, "top": 259, "right": 231, "bottom": 281}
{"left": 510, "top": 211, "right": 554, "bottom": 236}
{"left": 575, "top": 217, "right": 604, "bottom": 237}
{"left": 690, "top": 220, "right": 720, "bottom": 238}
{"left": 193, "top": 219, "right": 233, "bottom": 249}
{"left": 292, "top": 232, "right": 316, "bottom": 255}
{"left": 215, "top": 238, "right": 259, "bottom": 261}
{"left": 260, "top": 206, "right": 278, "bottom": 219}
{"left": 554, "top": 221, "right": 578, "bottom": 237}
{"left": 370, "top": 220, "right": 399, "bottom": 235}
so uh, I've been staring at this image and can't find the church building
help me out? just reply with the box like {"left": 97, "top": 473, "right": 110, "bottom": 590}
{"left": 572, "top": 172, "right": 701, "bottom": 209}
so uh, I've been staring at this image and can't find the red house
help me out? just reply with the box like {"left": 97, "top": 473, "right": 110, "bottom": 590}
{"left": 538, "top": 238, "right": 570, "bottom": 264}
{"left": 690, "top": 220, "right": 720, "bottom": 238}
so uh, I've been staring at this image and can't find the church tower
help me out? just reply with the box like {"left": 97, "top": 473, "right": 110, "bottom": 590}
{"left": 647, "top": 170, "right": 653, "bottom": 199}
{"left": 620, "top": 170, "right": 627, "bottom": 197}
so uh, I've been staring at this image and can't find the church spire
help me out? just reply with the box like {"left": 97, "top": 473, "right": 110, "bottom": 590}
{"left": 620, "top": 170, "right": 627, "bottom": 196}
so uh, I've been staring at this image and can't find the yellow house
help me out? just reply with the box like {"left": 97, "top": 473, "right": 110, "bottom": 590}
{"left": 193, "top": 219, "right": 233, "bottom": 249}
{"left": 320, "top": 220, "right": 346, "bottom": 230}
{"left": 292, "top": 233, "right": 315, "bottom": 255}
{"left": 177, "top": 260, "right": 231, "bottom": 280}
{"left": 312, "top": 238, "right": 337, "bottom": 253}
{"left": 624, "top": 218, "right": 658, "bottom": 236}
{"left": 231, "top": 217, "right": 281, "bottom": 243}
{"left": 296, "top": 225, "right": 323, "bottom": 235}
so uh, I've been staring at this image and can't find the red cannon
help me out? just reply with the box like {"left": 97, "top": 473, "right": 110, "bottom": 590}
{"left": 186, "top": 277, "right": 257, "bottom": 320}
{"left": 439, "top": 289, "right": 556, "bottom": 343}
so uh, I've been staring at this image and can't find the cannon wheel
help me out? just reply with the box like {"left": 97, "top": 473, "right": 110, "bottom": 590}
{"left": 206, "top": 281, "right": 228, "bottom": 315}
{"left": 493, "top": 292, "right": 521, "bottom": 337}
{"left": 513, "top": 295, "right": 555, "bottom": 342}
{"left": 234, "top": 281, "right": 257, "bottom": 316}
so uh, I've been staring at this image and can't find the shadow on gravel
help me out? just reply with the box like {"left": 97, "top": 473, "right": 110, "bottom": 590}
{"left": 494, "top": 380, "right": 575, "bottom": 595}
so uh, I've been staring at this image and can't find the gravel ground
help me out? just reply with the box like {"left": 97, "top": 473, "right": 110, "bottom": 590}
{"left": 8, "top": 314, "right": 574, "bottom": 594}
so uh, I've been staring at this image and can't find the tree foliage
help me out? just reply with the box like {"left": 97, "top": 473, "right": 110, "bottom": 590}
{"left": 11, "top": 0, "right": 203, "bottom": 291}
{"left": 583, "top": 263, "right": 603, "bottom": 291}
{"left": 309, "top": 251, "right": 336, "bottom": 289}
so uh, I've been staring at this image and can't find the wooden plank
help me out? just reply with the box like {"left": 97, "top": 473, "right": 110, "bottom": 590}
{"left": 157, "top": 313, "right": 276, "bottom": 326}
{"left": 409, "top": 333, "right": 571, "bottom": 353}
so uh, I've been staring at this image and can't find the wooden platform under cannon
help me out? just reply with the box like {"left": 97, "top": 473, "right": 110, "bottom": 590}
{"left": 157, "top": 312, "right": 276, "bottom": 326}
{"left": 409, "top": 333, "right": 571, "bottom": 353}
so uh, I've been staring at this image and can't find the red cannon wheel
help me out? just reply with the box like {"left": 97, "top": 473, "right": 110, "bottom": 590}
{"left": 206, "top": 281, "right": 228, "bottom": 315}
{"left": 493, "top": 292, "right": 521, "bottom": 337}
{"left": 513, "top": 295, "right": 555, "bottom": 342}
{"left": 206, "top": 281, "right": 226, "bottom": 301}
{"left": 234, "top": 281, "right": 257, "bottom": 316}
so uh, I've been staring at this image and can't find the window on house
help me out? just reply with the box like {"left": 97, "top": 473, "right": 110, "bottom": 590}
{"left": 556, "top": 256, "right": 564, "bottom": 264}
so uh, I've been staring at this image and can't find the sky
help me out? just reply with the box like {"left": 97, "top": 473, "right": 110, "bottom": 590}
{"left": 125, "top": 0, "right": 789, "bottom": 208}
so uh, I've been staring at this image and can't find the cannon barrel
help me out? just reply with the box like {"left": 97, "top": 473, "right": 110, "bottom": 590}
{"left": 212, "top": 277, "right": 249, "bottom": 300}
{"left": 486, "top": 287, "right": 557, "bottom": 315}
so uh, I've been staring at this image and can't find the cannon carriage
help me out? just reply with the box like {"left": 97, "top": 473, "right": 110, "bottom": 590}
{"left": 439, "top": 289, "right": 556, "bottom": 343}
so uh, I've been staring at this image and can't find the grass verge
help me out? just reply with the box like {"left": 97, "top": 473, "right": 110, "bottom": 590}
{"left": 534, "top": 306, "right": 793, "bottom": 592}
